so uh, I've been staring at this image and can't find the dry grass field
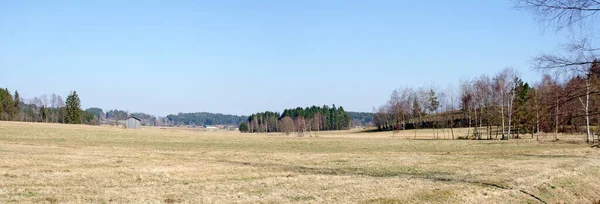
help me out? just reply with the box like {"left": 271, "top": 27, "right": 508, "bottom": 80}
{"left": 1, "top": 121, "right": 599, "bottom": 203}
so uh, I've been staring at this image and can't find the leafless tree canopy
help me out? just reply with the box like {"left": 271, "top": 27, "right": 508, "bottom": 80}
{"left": 517, "top": 0, "right": 599, "bottom": 74}
{"left": 516, "top": 0, "right": 600, "bottom": 31}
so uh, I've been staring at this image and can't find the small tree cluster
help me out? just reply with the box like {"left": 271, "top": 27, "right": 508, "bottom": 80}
{"left": 246, "top": 105, "right": 351, "bottom": 136}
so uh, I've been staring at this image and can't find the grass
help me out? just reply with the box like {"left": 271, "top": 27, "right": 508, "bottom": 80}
{"left": 0, "top": 121, "right": 599, "bottom": 203}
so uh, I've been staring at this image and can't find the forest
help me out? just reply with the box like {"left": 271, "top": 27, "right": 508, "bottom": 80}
{"left": 166, "top": 112, "right": 247, "bottom": 126}
{"left": 348, "top": 111, "right": 374, "bottom": 127}
{"left": 241, "top": 105, "right": 352, "bottom": 135}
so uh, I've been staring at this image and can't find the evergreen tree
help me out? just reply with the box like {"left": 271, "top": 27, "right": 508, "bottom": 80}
{"left": 13, "top": 90, "right": 20, "bottom": 120}
{"left": 427, "top": 90, "right": 439, "bottom": 114}
{"left": 40, "top": 106, "right": 46, "bottom": 122}
{"left": 330, "top": 104, "right": 337, "bottom": 130}
{"left": 65, "top": 91, "right": 81, "bottom": 124}
{"left": 239, "top": 122, "right": 249, "bottom": 133}
{"left": 0, "top": 88, "right": 14, "bottom": 120}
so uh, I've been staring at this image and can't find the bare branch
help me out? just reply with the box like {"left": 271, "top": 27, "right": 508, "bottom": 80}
{"left": 516, "top": 0, "right": 600, "bottom": 31}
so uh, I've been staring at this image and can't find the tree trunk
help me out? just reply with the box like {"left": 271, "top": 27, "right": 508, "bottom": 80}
{"left": 466, "top": 110, "right": 471, "bottom": 139}
{"left": 585, "top": 79, "right": 591, "bottom": 144}
{"left": 474, "top": 109, "right": 478, "bottom": 139}
{"left": 403, "top": 115, "right": 408, "bottom": 139}
{"left": 555, "top": 94, "right": 559, "bottom": 141}
{"left": 501, "top": 93, "right": 506, "bottom": 140}
{"left": 507, "top": 88, "right": 515, "bottom": 140}
{"left": 531, "top": 126, "right": 534, "bottom": 139}
{"left": 414, "top": 117, "right": 418, "bottom": 139}
{"left": 536, "top": 101, "right": 540, "bottom": 141}
{"left": 479, "top": 108, "right": 483, "bottom": 140}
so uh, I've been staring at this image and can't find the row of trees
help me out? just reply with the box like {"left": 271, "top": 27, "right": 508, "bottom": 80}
{"left": 373, "top": 82, "right": 457, "bottom": 139}
{"left": 85, "top": 108, "right": 158, "bottom": 126}
{"left": 0, "top": 89, "right": 93, "bottom": 124}
{"left": 374, "top": 62, "right": 600, "bottom": 143}
{"left": 106, "top": 109, "right": 128, "bottom": 121}
{"left": 130, "top": 112, "right": 158, "bottom": 126}
{"left": 373, "top": 0, "right": 600, "bottom": 143}
{"left": 242, "top": 105, "right": 352, "bottom": 135}
{"left": 166, "top": 112, "right": 247, "bottom": 126}
{"left": 517, "top": 0, "right": 600, "bottom": 143}
{"left": 347, "top": 111, "right": 374, "bottom": 127}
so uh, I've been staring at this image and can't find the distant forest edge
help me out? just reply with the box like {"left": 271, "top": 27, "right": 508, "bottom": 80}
{"left": 0, "top": 89, "right": 94, "bottom": 124}
{"left": 0, "top": 90, "right": 373, "bottom": 128}
{"left": 165, "top": 111, "right": 372, "bottom": 127}
{"left": 348, "top": 111, "right": 374, "bottom": 127}
{"left": 166, "top": 112, "right": 247, "bottom": 126}
{"left": 243, "top": 105, "right": 352, "bottom": 134}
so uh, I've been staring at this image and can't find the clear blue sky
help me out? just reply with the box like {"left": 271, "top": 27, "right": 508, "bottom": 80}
{"left": 1, "top": 0, "right": 568, "bottom": 116}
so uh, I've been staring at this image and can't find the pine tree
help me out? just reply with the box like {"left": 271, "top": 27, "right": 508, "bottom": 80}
{"left": 13, "top": 90, "right": 20, "bottom": 120}
{"left": 65, "top": 91, "right": 81, "bottom": 124}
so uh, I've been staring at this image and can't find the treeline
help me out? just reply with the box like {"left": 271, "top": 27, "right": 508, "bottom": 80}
{"left": 85, "top": 108, "right": 158, "bottom": 126}
{"left": 374, "top": 62, "right": 600, "bottom": 143}
{"left": 105, "top": 109, "right": 157, "bottom": 126}
{"left": 0, "top": 89, "right": 97, "bottom": 125}
{"left": 106, "top": 109, "right": 128, "bottom": 120}
{"left": 166, "top": 112, "right": 247, "bottom": 126}
{"left": 131, "top": 112, "right": 157, "bottom": 126}
{"left": 348, "top": 111, "right": 373, "bottom": 127}
{"left": 242, "top": 105, "right": 351, "bottom": 135}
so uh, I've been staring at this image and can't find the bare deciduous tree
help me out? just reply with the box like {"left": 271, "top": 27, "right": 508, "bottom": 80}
{"left": 312, "top": 112, "right": 321, "bottom": 137}
{"left": 516, "top": 0, "right": 600, "bottom": 32}
{"left": 280, "top": 116, "right": 294, "bottom": 136}
{"left": 461, "top": 79, "right": 475, "bottom": 139}
{"left": 517, "top": 0, "right": 600, "bottom": 143}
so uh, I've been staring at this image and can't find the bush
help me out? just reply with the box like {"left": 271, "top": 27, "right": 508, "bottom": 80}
{"left": 239, "top": 122, "right": 249, "bottom": 133}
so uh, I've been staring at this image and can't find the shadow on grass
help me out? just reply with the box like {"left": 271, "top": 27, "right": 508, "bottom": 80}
{"left": 357, "top": 128, "right": 383, "bottom": 133}
{"left": 218, "top": 159, "right": 452, "bottom": 178}
{"left": 218, "top": 159, "right": 547, "bottom": 203}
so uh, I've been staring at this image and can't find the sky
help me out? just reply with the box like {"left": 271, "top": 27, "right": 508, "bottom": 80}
{"left": 0, "top": 0, "right": 571, "bottom": 116}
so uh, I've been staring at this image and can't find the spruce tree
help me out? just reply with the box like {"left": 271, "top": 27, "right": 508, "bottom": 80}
{"left": 65, "top": 91, "right": 81, "bottom": 124}
{"left": 0, "top": 88, "right": 14, "bottom": 121}
{"left": 13, "top": 90, "right": 20, "bottom": 120}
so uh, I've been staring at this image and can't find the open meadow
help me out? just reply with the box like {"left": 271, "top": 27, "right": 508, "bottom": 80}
{"left": 1, "top": 121, "right": 599, "bottom": 203}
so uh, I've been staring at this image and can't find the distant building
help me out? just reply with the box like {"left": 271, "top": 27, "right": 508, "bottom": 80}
{"left": 125, "top": 116, "right": 141, "bottom": 129}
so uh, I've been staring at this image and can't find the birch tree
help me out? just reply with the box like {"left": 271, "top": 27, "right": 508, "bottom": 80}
{"left": 517, "top": 0, "right": 599, "bottom": 143}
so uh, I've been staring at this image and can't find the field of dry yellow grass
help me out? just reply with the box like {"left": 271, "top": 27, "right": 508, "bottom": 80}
{"left": 1, "top": 121, "right": 599, "bottom": 203}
